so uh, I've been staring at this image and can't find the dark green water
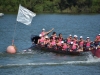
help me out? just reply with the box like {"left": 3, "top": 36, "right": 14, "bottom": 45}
{"left": 0, "top": 14, "right": 100, "bottom": 75}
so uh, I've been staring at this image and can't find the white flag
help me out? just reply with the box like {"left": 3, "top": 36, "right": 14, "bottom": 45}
{"left": 17, "top": 4, "right": 36, "bottom": 25}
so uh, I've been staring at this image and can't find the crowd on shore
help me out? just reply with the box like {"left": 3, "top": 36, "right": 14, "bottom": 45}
{"left": 33, "top": 28, "right": 100, "bottom": 52}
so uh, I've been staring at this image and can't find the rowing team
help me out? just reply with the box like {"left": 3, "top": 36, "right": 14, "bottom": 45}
{"left": 34, "top": 28, "right": 100, "bottom": 52}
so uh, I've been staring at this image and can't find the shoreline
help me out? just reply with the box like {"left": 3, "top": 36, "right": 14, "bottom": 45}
{"left": 3, "top": 12, "right": 100, "bottom": 15}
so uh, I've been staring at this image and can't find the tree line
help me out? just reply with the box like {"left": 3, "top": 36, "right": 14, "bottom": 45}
{"left": 0, "top": 0, "right": 100, "bottom": 13}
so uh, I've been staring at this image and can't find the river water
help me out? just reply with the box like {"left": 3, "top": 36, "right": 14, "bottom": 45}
{"left": 0, "top": 14, "right": 100, "bottom": 75}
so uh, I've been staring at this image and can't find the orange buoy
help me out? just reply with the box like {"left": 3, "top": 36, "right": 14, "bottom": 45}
{"left": 6, "top": 45, "right": 17, "bottom": 54}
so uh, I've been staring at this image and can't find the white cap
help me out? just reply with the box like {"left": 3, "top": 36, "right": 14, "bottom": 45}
{"left": 87, "top": 37, "right": 89, "bottom": 39}
{"left": 61, "top": 41, "right": 64, "bottom": 43}
{"left": 42, "top": 28, "right": 45, "bottom": 31}
{"left": 45, "top": 35, "right": 49, "bottom": 38}
{"left": 39, "top": 34, "right": 42, "bottom": 37}
{"left": 99, "top": 34, "right": 100, "bottom": 35}
{"left": 74, "top": 35, "right": 76, "bottom": 37}
{"left": 70, "top": 42, "right": 73, "bottom": 44}
{"left": 74, "top": 35, "right": 77, "bottom": 37}
{"left": 69, "top": 34, "right": 72, "bottom": 36}
{"left": 80, "top": 36, "right": 83, "bottom": 38}
{"left": 76, "top": 35, "right": 78, "bottom": 37}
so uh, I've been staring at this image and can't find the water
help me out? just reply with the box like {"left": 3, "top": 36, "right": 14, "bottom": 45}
{"left": 0, "top": 14, "right": 100, "bottom": 75}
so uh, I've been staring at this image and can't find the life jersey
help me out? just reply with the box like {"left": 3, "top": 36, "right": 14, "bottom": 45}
{"left": 73, "top": 39, "right": 77, "bottom": 44}
{"left": 79, "top": 41, "right": 84, "bottom": 46}
{"left": 52, "top": 36, "right": 56, "bottom": 40}
{"left": 56, "top": 42, "right": 62, "bottom": 46}
{"left": 62, "top": 44, "right": 67, "bottom": 50}
{"left": 39, "top": 37, "right": 45, "bottom": 43}
{"left": 72, "top": 43, "right": 77, "bottom": 50}
{"left": 86, "top": 42, "right": 90, "bottom": 47}
{"left": 67, "top": 38, "right": 71, "bottom": 44}
{"left": 50, "top": 40, "right": 56, "bottom": 46}
{"left": 59, "top": 37, "right": 63, "bottom": 41}
{"left": 44, "top": 39, "right": 50, "bottom": 44}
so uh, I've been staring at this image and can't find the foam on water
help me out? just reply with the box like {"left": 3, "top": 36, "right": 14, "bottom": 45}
{"left": 0, "top": 54, "right": 100, "bottom": 68}
{"left": 0, "top": 50, "right": 100, "bottom": 68}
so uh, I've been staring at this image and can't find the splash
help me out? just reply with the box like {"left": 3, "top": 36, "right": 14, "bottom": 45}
{"left": 86, "top": 53, "right": 100, "bottom": 62}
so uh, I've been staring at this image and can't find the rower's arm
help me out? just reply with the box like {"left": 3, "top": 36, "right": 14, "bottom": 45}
{"left": 45, "top": 28, "right": 54, "bottom": 35}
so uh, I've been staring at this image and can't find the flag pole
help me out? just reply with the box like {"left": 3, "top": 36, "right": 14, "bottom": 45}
{"left": 12, "top": 21, "right": 17, "bottom": 45}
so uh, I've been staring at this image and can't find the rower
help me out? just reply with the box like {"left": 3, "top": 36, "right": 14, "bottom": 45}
{"left": 55, "top": 37, "right": 62, "bottom": 49}
{"left": 70, "top": 42, "right": 78, "bottom": 52}
{"left": 51, "top": 32, "right": 57, "bottom": 40}
{"left": 41, "top": 28, "right": 54, "bottom": 37}
{"left": 66, "top": 34, "right": 72, "bottom": 44}
{"left": 31, "top": 28, "right": 54, "bottom": 45}
{"left": 44, "top": 36, "right": 50, "bottom": 47}
{"left": 41, "top": 28, "right": 46, "bottom": 36}
{"left": 73, "top": 35, "right": 78, "bottom": 44}
{"left": 58, "top": 33, "right": 63, "bottom": 42}
{"left": 85, "top": 37, "right": 91, "bottom": 50}
{"left": 61, "top": 41, "right": 68, "bottom": 51}
{"left": 49, "top": 37, "right": 56, "bottom": 48}
{"left": 38, "top": 34, "right": 45, "bottom": 46}
{"left": 95, "top": 34, "right": 100, "bottom": 46}
{"left": 79, "top": 36, "right": 84, "bottom": 50}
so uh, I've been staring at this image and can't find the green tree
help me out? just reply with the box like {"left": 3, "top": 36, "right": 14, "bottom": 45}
{"left": 0, "top": 0, "right": 100, "bottom": 13}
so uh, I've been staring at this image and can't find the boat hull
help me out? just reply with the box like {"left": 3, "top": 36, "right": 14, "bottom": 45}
{"left": 30, "top": 44, "right": 82, "bottom": 56}
{"left": 91, "top": 49, "right": 100, "bottom": 58}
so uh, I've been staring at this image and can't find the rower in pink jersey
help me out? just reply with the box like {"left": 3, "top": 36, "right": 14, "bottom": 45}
{"left": 70, "top": 42, "right": 78, "bottom": 52}
{"left": 79, "top": 41, "right": 84, "bottom": 47}
{"left": 67, "top": 34, "right": 72, "bottom": 44}
{"left": 38, "top": 34, "right": 45, "bottom": 45}
{"left": 96, "top": 34, "right": 100, "bottom": 41}
{"left": 51, "top": 32, "right": 57, "bottom": 41}
{"left": 40, "top": 28, "right": 54, "bottom": 37}
{"left": 55, "top": 37, "right": 62, "bottom": 50}
{"left": 48, "top": 37, "right": 56, "bottom": 48}
{"left": 79, "top": 36, "right": 84, "bottom": 50}
{"left": 95, "top": 34, "right": 100, "bottom": 46}
{"left": 61, "top": 41, "right": 68, "bottom": 51}
{"left": 40, "top": 28, "right": 46, "bottom": 36}
{"left": 85, "top": 37, "right": 91, "bottom": 50}
{"left": 51, "top": 40, "right": 56, "bottom": 46}
{"left": 73, "top": 35, "right": 78, "bottom": 44}
{"left": 58, "top": 33, "right": 63, "bottom": 42}
{"left": 44, "top": 36, "right": 50, "bottom": 45}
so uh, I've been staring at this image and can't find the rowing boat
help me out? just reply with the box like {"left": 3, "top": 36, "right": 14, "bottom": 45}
{"left": 30, "top": 35, "right": 100, "bottom": 57}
